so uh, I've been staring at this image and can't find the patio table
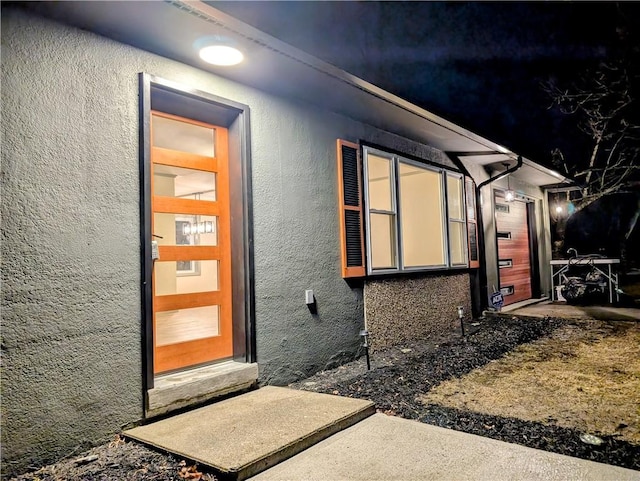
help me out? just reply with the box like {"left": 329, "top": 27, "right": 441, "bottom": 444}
{"left": 550, "top": 258, "right": 620, "bottom": 304}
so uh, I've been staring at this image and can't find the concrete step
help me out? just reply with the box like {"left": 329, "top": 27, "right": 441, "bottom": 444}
{"left": 123, "top": 386, "right": 375, "bottom": 481}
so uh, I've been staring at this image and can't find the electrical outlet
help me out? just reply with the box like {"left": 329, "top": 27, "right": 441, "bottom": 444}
{"left": 305, "top": 289, "right": 314, "bottom": 305}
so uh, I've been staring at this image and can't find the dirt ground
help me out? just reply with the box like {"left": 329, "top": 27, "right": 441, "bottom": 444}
{"left": 420, "top": 320, "right": 640, "bottom": 444}
{"left": 8, "top": 315, "right": 640, "bottom": 480}
{"left": 7, "top": 436, "right": 218, "bottom": 481}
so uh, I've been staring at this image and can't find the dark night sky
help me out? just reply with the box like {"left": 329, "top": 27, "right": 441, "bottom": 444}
{"left": 213, "top": 1, "right": 639, "bottom": 168}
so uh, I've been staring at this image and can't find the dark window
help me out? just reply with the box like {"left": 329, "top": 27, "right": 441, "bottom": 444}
{"left": 468, "top": 224, "right": 478, "bottom": 261}
{"left": 498, "top": 259, "right": 513, "bottom": 268}
{"left": 500, "top": 285, "right": 515, "bottom": 296}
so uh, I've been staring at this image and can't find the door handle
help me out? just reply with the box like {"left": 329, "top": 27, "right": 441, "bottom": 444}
{"left": 151, "top": 235, "right": 162, "bottom": 261}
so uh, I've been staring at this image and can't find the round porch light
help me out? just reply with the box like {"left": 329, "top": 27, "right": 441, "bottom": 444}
{"left": 199, "top": 45, "right": 244, "bottom": 66}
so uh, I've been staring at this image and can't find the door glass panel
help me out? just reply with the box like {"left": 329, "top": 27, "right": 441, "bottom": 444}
{"left": 399, "top": 162, "right": 445, "bottom": 267}
{"left": 152, "top": 114, "right": 215, "bottom": 157}
{"left": 155, "top": 305, "right": 220, "bottom": 346}
{"left": 153, "top": 164, "right": 216, "bottom": 201}
{"left": 154, "top": 214, "right": 218, "bottom": 246}
{"left": 367, "top": 154, "right": 393, "bottom": 211}
{"left": 370, "top": 213, "right": 396, "bottom": 269}
{"left": 154, "top": 260, "right": 219, "bottom": 295}
{"left": 150, "top": 114, "right": 231, "bottom": 374}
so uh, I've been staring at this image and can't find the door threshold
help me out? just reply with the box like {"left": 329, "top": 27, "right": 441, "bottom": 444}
{"left": 146, "top": 361, "right": 258, "bottom": 418}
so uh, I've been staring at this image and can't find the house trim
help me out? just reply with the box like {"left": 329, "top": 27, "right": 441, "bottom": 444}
{"left": 138, "top": 73, "right": 255, "bottom": 403}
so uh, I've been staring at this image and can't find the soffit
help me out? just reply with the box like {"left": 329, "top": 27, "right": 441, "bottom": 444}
{"left": 457, "top": 153, "right": 569, "bottom": 187}
{"left": 22, "top": 0, "right": 569, "bottom": 186}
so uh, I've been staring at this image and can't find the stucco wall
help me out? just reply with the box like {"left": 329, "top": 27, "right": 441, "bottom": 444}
{"left": 1, "top": 8, "right": 144, "bottom": 476}
{"left": 364, "top": 273, "right": 472, "bottom": 352}
{"left": 1, "top": 7, "right": 468, "bottom": 475}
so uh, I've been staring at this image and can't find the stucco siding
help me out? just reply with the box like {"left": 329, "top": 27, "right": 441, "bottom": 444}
{"left": 2, "top": 6, "right": 469, "bottom": 475}
{"left": 2, "top": 7, "right": 144, "bottom": 475}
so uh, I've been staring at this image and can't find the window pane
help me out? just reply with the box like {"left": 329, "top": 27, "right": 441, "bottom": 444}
{"left": 370, "top": 213, "right": 396, "bottom": 269}
{"left": 154, "top": 260, "right": 219, "bottom": 295}
{"left": 153, "top": 164, "right": 216, "bottom": 201}
{"left": 399, "top": 163, "right": 445, "bottom": 267}
{"left": 152, "top": 114, "right": 215, "bottom": 157}
{"left": 156, "top": 305, "right": 220, "bottom": 346}
{"left": 366, "top": 154, "right": 393, "bottom": 211}
{"left": 447, "top": 175, "right": 464, "bottom": 220}
{"left": 449, "top": 221, "right": 467, "bottom": 265}
{"left": 154, "top": 214, "right": 218, "bottom": 247}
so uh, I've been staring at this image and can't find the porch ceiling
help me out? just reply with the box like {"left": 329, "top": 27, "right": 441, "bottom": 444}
{"left": 456, "top": 153, "right": 569, "bottom": 187}
{"left": 22, "top": 0, "right": 570, "bottom": 187}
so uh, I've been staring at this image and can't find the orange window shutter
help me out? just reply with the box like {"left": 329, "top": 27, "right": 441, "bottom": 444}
{"left": 337, "top": 140, "right": 366, "bottom": 278}
{"left": 465, "top": 177, "right": 480, "bottom": 269}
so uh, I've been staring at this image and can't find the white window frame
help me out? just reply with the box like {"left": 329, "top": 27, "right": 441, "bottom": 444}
{"left": 362, "top": 146, "right": 468, "bottom": 275}
{"left": 445, "top": 171, "right": 468, "bottom": 267}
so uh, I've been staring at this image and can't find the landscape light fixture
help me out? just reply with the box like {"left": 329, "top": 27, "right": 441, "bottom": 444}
{"left": 360, "top": 329, "right": 371, "bottom": 370}
{"left": 457, "top": 306, "right": 465, "bottom": 337}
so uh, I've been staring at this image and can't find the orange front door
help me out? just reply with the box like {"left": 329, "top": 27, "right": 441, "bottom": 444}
{"left": 495, "top": 193, "right": 532, "bottom": 306}
{"left": 150, "top": 111, "right": 233, "bottom": 374}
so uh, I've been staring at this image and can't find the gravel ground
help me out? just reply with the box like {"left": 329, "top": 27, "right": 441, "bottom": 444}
{"left": 8, "top": 315, "right": 639, "bottom": 480}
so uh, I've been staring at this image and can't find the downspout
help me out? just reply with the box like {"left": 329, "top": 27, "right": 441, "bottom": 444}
{"left": 446, "top": 152, "right": 479, "bottom": 316}
{"left": 360, "top": 291, "right": 371, "bottom": 371}
{"left": 477, "top": 154, "right": 523, "bottom": 191}
{"left": 475, "top": 155, "right": 523, "bottom": 310}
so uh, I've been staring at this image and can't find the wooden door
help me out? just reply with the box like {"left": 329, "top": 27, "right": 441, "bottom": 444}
{"left": 495, "top": 193, "right": 532, "bottom": 305}
{"left": 151, "top": 111, "right": 233, "bottom": 374}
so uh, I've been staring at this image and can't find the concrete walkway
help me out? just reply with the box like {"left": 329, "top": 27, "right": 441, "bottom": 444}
{"left": 500, "top": 299, "right": 640, "bottom": 321}
{"left": 124, "top": 386, "right": 639, "bottom": 481}
{"left": 250, "top": 413, "right": 640, "bottom": 481}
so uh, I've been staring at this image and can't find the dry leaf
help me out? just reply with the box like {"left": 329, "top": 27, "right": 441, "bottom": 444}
{"left": 109, "top": 434, "right": 125, "bottom": 448}
{"left": 179, "top": 464, "right": 203, "bottom": 480}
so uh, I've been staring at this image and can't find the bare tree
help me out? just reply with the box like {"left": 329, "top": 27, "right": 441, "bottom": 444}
{"left": 543, "top": 5, "right": 640, "bottom": 213}
{"left": 544, "top": 59, "right": 640, "bottom": 212}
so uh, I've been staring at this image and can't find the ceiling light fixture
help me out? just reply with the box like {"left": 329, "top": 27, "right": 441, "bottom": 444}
{"left": 199, "top": 45, "right": 244, "bottom": 66}
{"left": 195, "top": 35, "right": 244, "bottom": 66}
{"left": 503, "top": 162, "right": 515, "bottom": 202}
